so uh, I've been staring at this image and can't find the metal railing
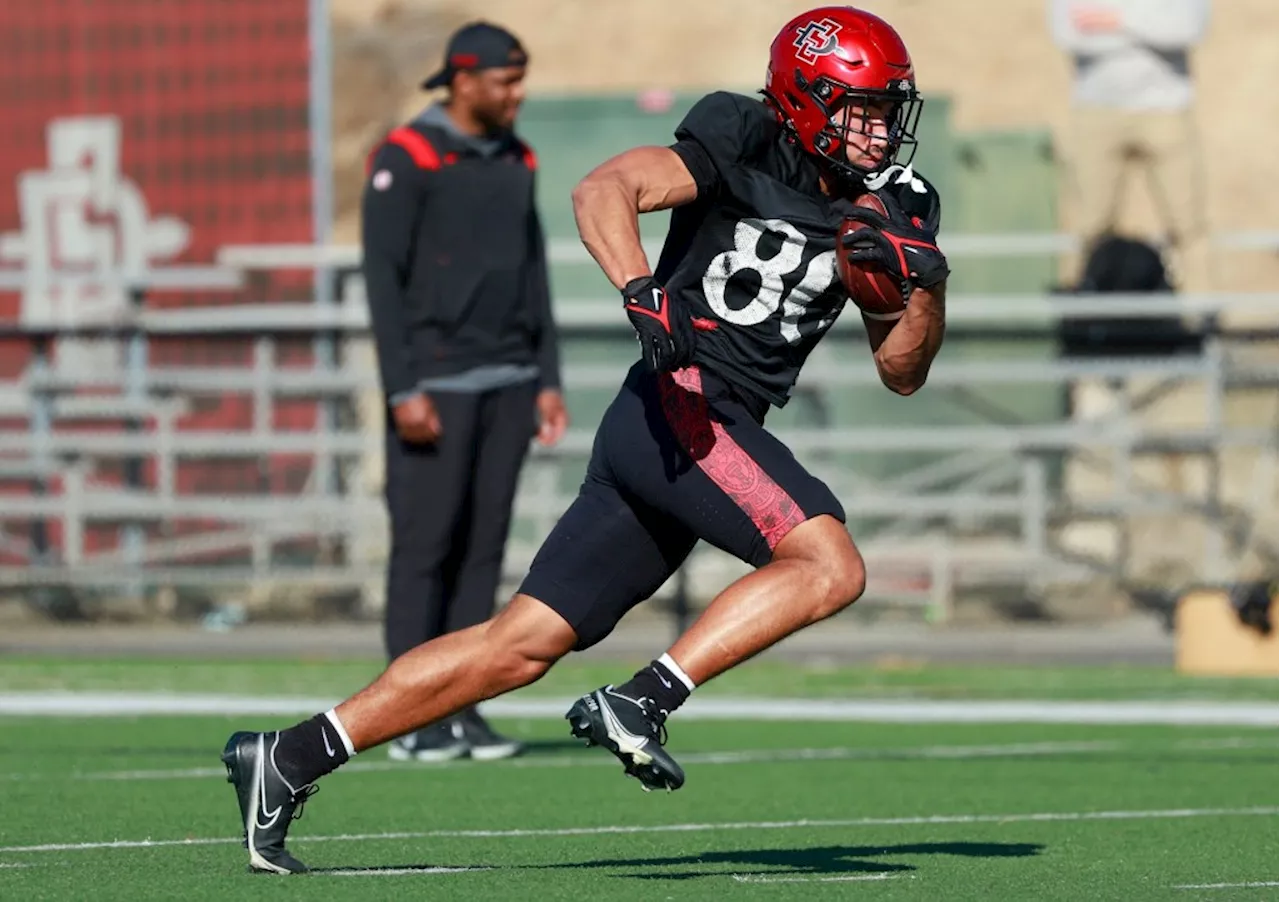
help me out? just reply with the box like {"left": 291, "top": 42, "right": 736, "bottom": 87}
{"left": 0, "top": 245, "right": 1275, "bottom": 624}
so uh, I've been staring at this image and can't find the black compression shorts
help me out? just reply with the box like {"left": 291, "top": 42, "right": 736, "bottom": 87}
{"left": 518, "top": 361, "right": 845, "bottom": 650}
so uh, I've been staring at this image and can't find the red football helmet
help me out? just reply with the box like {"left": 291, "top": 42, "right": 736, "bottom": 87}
{"left": 763, "top": 7, "right": 922, "bottom": 181}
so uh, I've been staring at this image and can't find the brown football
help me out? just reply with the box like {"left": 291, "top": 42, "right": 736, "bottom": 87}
{"left": 837, "top": 194, "right": 907, "bottom": 321}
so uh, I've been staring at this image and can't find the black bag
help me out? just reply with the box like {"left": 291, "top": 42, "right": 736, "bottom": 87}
{"left": 1059, "top": 234, "right": 1202, "bottom": 358}
{"left": 1078, "top": 234, "right": 1172, "bottom": 293}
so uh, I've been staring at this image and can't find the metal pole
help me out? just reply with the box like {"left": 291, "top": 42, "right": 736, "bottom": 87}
{"left": 309, "top": 0, "right": 333, "bottom": 308}
{"left": 122, "top": 289, "right": 148, "bottom": 604}
{"left": 308, "top": 0, "right": 342, "bottom": 582}
{"left": 1201, "top": 337, "right": 1228, "bottom": 582}
{"left": 308, "top": 0, "right": 338, "bottom": 485}
{"left": 28, "top": 337, "right": 53, "bottom": 613}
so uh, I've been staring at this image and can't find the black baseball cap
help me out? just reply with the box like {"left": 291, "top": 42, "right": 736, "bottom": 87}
{"left": 422, "top": 22, "right": 528, "bottom": 90}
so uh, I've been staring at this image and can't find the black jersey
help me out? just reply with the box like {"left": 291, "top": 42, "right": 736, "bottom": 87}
{"left": 655, "top": 91, "right": 933, "bottom": 413}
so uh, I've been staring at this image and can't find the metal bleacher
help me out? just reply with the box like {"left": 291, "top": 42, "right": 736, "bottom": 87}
{"left": 0, "top": 93, "right": 1275, "bottom": 624}
{"left": 0, "top": 281, "right": 1273, "bottom": 623}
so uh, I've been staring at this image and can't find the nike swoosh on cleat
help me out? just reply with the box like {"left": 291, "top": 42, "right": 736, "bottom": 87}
{"left": 597, "top": 691, "right": 650, "bottom": 751}
{"left": 254, "top": 736, "right": 283, "bottom": 831}
{"left": 322, "top": 728, "right": 336, "bottom": 758}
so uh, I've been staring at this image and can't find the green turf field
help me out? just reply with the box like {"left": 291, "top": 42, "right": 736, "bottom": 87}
{"left": 0, "top": 660, "right": 1275, "bottom": 900}
{"left": 2, "top": 656, "right": 1277, "bottom": 701}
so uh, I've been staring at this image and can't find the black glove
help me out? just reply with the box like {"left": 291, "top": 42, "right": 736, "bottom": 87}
{"left": 622, "top": 276, "right": 697, "bottom": 372}
{"left": 842, "top": 195, "right": 950, "bottom": 293}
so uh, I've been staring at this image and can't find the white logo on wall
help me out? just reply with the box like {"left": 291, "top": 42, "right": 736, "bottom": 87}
{"left": 0, "top": 116, "right": 190, "bottom": 327}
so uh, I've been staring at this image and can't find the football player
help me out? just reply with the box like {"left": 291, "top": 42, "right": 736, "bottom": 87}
{"left": 220, "top": 6, "right": 949, "bottom": 874}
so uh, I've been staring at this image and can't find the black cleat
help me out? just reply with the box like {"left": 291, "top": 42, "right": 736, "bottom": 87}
{"left": 456, "top": 708, "right": 524, "bottom": 761}
{"left": 386, "top": 721, "right": 470, "bottom": 763}
{"left": 565, "top": 685, "right": 685, "bottom": 791}
{"left": 221, "top": 731, "right": 316, "bottom": 874}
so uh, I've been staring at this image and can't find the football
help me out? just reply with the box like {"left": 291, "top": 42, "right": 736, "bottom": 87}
{"left": 837, "top": 194, "right": 907, "bottom": 320}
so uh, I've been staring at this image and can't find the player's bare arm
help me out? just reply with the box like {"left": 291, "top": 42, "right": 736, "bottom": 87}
{"left": 841, "top": 183, "right": 950, "bottom": 396}
{"left": 572, "top": 146, "right": 698, "bottom": 289}
{"left": 863, "top": 281, "right": 946, "bottom": 395}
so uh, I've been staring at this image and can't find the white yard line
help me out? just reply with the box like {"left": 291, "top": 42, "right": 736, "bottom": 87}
{"left": 0, "top": 807, "right": 1272, "bottom": 856}
{"left": 1173, "top": 882, "right": 1280, "bottom": 890}
{"left": 0, "top": 692, "right": 1275, "bottom": 726}
{"left": 732, "top": 872, "right": 913, "bottom": 884}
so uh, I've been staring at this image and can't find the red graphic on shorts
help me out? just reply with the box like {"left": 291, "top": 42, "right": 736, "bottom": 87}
{"left": 657, "top": 367, "right": 806, "bottom": 550}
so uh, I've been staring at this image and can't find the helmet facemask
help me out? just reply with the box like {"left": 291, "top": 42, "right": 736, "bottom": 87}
{"left": 804, "top": 74, "right": 922, "bottom": 181}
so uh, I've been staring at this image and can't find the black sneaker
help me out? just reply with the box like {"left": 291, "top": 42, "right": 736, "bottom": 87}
{"left": 565, "top": 685, "right": 685, "bottom": 791}
{"left": 386, "top": 720, "right": 470, "bottom": 763}
{"left": 457, "top": 707, "right": 524, "bottom": 761}
{"left": 221, "top": 731, "right": 316, "bottom": 874}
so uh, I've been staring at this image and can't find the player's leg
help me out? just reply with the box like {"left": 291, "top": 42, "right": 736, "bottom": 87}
{"left": 575, "top": 518, "right": 861, "bottom": 794}
{"left": 221, "top": 473, "right": 693, "bottom": 873}
{"left": 662, "top": 512, "right": 862, "bottom": 682}
{"left": 221, "top": 593, "right": 574, "bottom": 874}
{"left": 567, "top": 365, "right": 862, "bottom": 788}
{"left": 541, "top": 484, "right": 697, "bottom": 791}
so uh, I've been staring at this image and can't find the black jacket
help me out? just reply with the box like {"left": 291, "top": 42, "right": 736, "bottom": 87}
{"left": 360, "top": 113, "right": 560, "bottom": 398}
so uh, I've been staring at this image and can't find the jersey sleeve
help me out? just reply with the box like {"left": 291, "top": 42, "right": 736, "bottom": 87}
{"left": 897, "top": 171, "right": 942, "bottom": 234}
{"left": 875, "top": 167, "right": 943, "bottom": 235}
{"left": 673, "top": 92, "right": 776, "bottom": 185}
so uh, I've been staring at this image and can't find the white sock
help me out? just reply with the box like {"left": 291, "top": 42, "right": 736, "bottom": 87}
{"left": 658, "top": 653, "right": 696, "bottom": 691}
{"left": 323, "top": 708, "right": 357, "bottom": 757}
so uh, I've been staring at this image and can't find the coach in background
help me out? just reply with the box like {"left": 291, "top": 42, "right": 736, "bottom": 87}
{"left": 361, "top": 21, "right": 567, "bottom": 763}
{"left": 1050, "top": 0, "right": 1212, "bottom": 292}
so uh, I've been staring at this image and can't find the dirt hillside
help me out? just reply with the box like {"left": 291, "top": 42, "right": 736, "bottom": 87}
{"left": 329, "top": 0, "right": 1277, "bottom": 293}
